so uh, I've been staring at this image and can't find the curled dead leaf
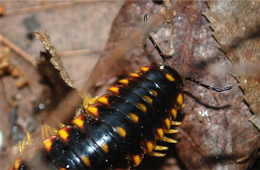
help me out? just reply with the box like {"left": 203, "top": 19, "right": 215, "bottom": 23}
{"left": 205, "top": 0, "right": 260, "bottom": 130}
{"left": 35, "top": 31, "right": 74, "bottom": 88}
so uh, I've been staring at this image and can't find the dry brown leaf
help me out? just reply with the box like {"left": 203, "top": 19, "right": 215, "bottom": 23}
{"left": 204, "top": 0, "right": 260, "bottom": 129}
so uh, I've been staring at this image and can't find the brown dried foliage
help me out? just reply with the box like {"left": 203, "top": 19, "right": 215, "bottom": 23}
{"left": 204, "top": 0, "right": 260, "bottom": 129}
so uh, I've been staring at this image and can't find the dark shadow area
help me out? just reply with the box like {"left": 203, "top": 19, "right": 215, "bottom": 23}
{"left": 184, "top": 91, "right": 231, "bottom": 110}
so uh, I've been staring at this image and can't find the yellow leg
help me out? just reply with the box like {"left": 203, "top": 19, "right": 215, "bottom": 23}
{"left": 41, "top": 124, "right": 58, "bottom": 139}
{"left": 147, "top": 151, "right": 166, "bottom": 157}
{"left": 26, "top": 131, "right": 32, "bottom": 145}
{"left": 166, "top": 129, "right": 179, "bottom": 134}
{"left": 162, "top": 137, "right": 177, "bottom": 143}
{"left": 171, "top": 121, "right": 182, "bottom": 126}
{"left": 154, "top": 145, "right": 168, "bottom": 151}
{"left": 83, "top": 93, "right": 98, "bottom": 109}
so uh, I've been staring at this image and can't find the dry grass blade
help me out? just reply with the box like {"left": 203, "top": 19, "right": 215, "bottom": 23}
{"left": 0, "top": 34, "right": 36, "bottom": 67}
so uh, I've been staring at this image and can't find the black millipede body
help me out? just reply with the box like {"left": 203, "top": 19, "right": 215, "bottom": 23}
{"left": 10, "top": 64, "right": 185, "bottom": 170}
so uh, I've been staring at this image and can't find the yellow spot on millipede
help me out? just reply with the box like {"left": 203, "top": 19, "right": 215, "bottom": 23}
{"left": 165, "top": 73, "right": 175, "bottom": 82}
{"left": 137, "top": 103, "right": 147, "bottom": 113}
{"left": 128, "top": 113, "right": 139, "bottom": 123}
{"left": 108, "top": 86, "right": 119, "bottom": 94}
{"left": 140, "top": 66, "right": 150, "bottom": 72}
{"left": 86, "top": 105, "right": 99, "bottom": 117}
{"left": 132, "top": 154, "right": 142, "bottom": 166}
{"left": 177, "top": 93, "right": 183, "bottom": 106}
{"left": 97, "top": 96, "right": 109, "bottom": 105}
{"left": 129, "top": 73, "right": 140, "bottom": 78}
{"left": 143, "top": 96, "right": 153, "bottom": 105}
{"left": 101, "top": 143, "right": 109, "bottom": 153}
{"left": 81, "top": 156, "right": 91, "bottom": 167}
{"left": 43, "top": 138, "right": 53, "bottom": 152}
{"left": 145, "top": 141, "right": 155, "bottom": 153}
{"left": 14, "top": 158, "right": 22, "bottom": 169}
{"left": 171, "top": 108, "right": 177, "bottom": 119}
{"left": 72, "top": 116, "right": 84, "bottom": 129}
{"left": 118, "top": 79, "right": 129, "bottom": 85}
{"left": 58, "top": 129, "right": 69, "bottom": 142}
{"left": 150, "top": 90, "right": 158, "bottom": 96}
{"left": 164, "top": 118, "right": 171, "bottom": 129}
{"left": 156, "top": 128, "right": 164, "bottom": 140}
{"left": 116, "top": 126, "right": 127, "bottom": 138}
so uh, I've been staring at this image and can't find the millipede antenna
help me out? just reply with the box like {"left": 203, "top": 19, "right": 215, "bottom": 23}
{"left": 144, "top": 14, "right": 167, "bottom": 63}
{"left": 144, "top": 14, "right": 232, "bottom": 93}
{"left": 183, "top": 76, "right": 233, "bottom": 92}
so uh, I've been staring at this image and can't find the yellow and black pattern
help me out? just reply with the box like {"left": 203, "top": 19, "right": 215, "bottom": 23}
{"left": 10, "top": 65, "right": 184, "bottom": 170}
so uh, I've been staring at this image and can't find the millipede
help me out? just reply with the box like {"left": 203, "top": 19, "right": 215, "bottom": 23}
{"left": 10, "top": 14, "right": 232, "bottom": 170}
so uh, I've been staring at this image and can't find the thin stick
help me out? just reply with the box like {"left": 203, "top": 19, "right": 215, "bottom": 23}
{"left": 0, "top": 34, "right": 37, "bottom": 67}
{"left": 59, "top": 48, "right": 101, "bottom": 57}
{"left": 3, "top": 0, "right": 95, "bottom": 16}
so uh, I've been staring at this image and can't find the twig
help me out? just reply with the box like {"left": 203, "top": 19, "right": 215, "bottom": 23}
{"left": 0, "top": 78, "right": 13, "bottom": 109}
{"left": 3, "top": 0, "right": 98, "bottom": 16}
{"left": 59, "top": 48, "right": 101, "bottom": 57}
{"left": 0, "top": 34, "right": 37, "bottom": 67}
